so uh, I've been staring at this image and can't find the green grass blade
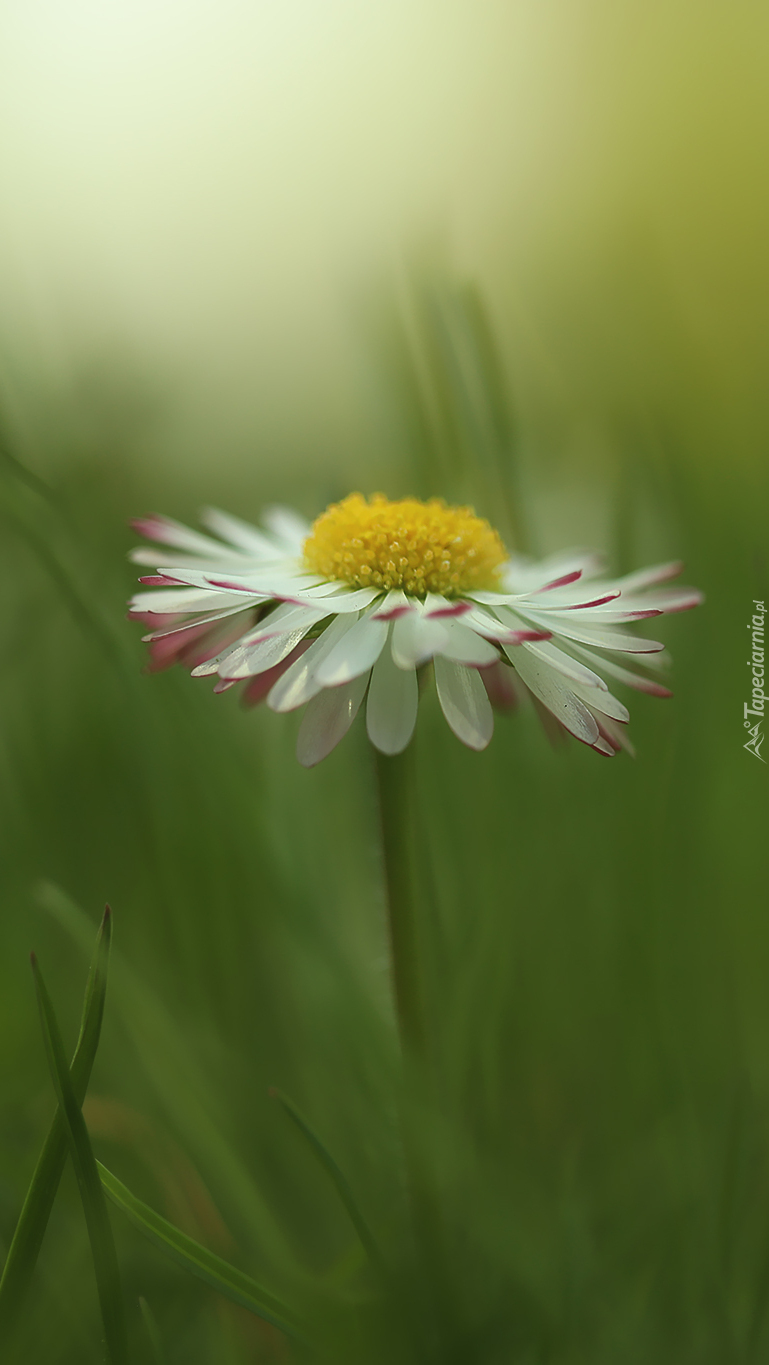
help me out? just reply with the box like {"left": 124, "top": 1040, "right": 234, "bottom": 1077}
{"left": 138, "top": 1297, "right": 167, "bottom": 1365}
{"left": 97, "top": 1161, "right": 308, "bottom": 1345}
{"left": 38, "top": 883, "right": 299, "bottom": 1273}
{"left": 31, "top": 953, "right": 129, "bottom": 1365}
{"left": 270, "top": 1088, "right": 385, "bottom": 1275}
{"left": 0, "top": 907, "right": 112, "bottom": 1347}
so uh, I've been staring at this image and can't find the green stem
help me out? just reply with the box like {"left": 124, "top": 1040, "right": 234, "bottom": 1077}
{"left": 374, "top": 746, "right": 426, "bottom": 1062}
{"left": 375, "top": 745, "right": 449, "bottom": 1322}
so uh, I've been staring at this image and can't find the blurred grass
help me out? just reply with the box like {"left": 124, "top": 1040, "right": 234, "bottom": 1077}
{"left": 0, "top": 271, "right": 767, "bottom": 1365}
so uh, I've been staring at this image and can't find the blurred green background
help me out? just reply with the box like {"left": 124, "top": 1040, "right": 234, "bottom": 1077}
{"left": 0, "top": 0, "right": 767, "bottom": 1360}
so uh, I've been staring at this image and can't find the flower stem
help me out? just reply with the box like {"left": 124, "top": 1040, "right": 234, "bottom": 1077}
{"left": 374, "top": 745, "right": 426, "bottom": 1063}
{"left": 375, "top": 744, "right": 449, "bottom": 1325}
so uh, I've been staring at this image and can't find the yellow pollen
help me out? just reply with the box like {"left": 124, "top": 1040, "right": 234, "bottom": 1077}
{"left": 302, "top": 493, "right": 507, "bottom": 598}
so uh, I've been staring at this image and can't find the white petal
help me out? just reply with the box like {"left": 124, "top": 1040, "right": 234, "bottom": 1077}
{"left": 517, "top": 587, "right": 620, "bottom": 611}
{"left": 392, "top": 611, "right": 449, "bottom": 669}
{"left": 423, "top": 594, "right": 473, "bottom": 619}
{"left": 607, "top": 586, "right": 703, "bottom": 615}
{"left": 205, "top": 570, "right": 321, "bottom": 596}
{"left": 541, "top": 606, "right": 659, "bottom": 625}
{"left": 187, "top": 604, "right": 322, "bottom": 676}
{"left": 130, "top": 586, "right": 249, "bottom": 614}
{"left": 247, "top": 601, "right": 329, "bottom": 640}
{"left": 366, "top": 635, "right": 418, "bottom": 754}
{"left": 568, "top": 643, "right": 674, "bottom": 697}
{"left": 459, "top": 605, "right": 520, "bottom": 640}
{"left": 521, "top": 638, "right": 608, "bottom": 690}
{"left": 507, "top": 648, "right": 599, "bottom": 745}
{"left": 436, "top": 622, "right": 500, "bottom": 667}
{"left": 130, "top": 547, "right": 238, "bottom": 568}
{"left": 262, "top": 505, "right": 313, "bottom": 553}
{"left": 501, "top": 550, "right": 604, "bottom": 594}
{"left": 144, "top": 605, "right": 250, "bottom": 643}
{"left": 315, "top": 613, "right": 388, "bottom": 686}
{"left": 296, "top": 673, "right": 369, "bottom": 767}
{"left": 593, "top": 713, "right": 636, "bottom": 757}
{"left": 131, "top": 514, "right": 238, "bottom": 558}
{"left": 482, "top": 603, "right": 556, "bottom": 645}
{"left": 136, "top": 564, "right": 306, "bottom": 595}
{"left": 296, "top": 585, "right": 382, "bottom": 612}
{"left": 516, "top": 611, "right": 664, "bottom": 654}
{"left": 612, "top": 561, "right": 683, "bottom": 592}
{"left": 592, "top": 735, "right": 619, "bottom": 757}
{"left": 569, "top": 681, "right": 629, "bottom": 723}
{"left": 141, "top": 565, "right": 276, "bottom": 598}
{"left": 198, "top": 607, "right": 316, "bottom": 677}
{"left": 370, "top": 590, "right": 414, "bottom": 620}
{"left": 200, "top": 507, "right": 285, "bottom": 558}
{"left": 218, "top": 627, "right": 314, "bottom": 679}
{"left": 434, "top": 657, "right": 494, "bottom": 750}
{"left": 466, "top": 589, "right": 520, "bottom": 606}
{"left": 267, "top": 615, "right": 358, "bottom": 711}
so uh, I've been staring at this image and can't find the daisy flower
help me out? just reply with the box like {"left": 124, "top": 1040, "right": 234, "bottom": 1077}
{"left": 128, "top": 493, "right": 702, "bottom": 766}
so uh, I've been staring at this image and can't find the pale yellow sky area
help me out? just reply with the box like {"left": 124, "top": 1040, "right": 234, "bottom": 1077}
{"left": 0, "top": 0, "right": 765, "bottom": 480}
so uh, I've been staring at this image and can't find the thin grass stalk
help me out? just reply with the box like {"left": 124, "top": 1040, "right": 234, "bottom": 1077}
{"left": 0, "top": 908, "right": 112, "bottom": 1349}
{"left": 31, "top": 955, "right": 129, "bottom": 1365}
{"left": 270, "top": 1088, "right": 386, "bottom": 1277}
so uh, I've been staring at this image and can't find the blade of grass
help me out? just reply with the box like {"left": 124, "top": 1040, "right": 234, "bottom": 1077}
{"left": 270, "top": 1088, "right": 386, "bottom": 1276}
{"left": 31, "top": 952, "right": 129, "bottom": 1365}
{"left": 38, "top": 883, "right": 299, "bottom": 1273}
{"left": 0, "top": 907, "right": 112, "bottom": 1348}
{"left": 0, "top": 421, "right": 57, "bottom": 504}
{"left": 97, "top": 1161, "right": 307, "bottom": 1345}
{"left": 2, "top": 501, "right": 124, "bottom": 668}
{"left": 138, "top": 1297, "right": 167, "bottom": 1365}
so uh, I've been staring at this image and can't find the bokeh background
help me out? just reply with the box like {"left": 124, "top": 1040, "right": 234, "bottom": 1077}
{"left": 0, "top": 1, "right": 767, "bottom": 1361}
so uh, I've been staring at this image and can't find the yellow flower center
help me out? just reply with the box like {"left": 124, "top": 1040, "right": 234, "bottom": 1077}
{"left": 302, "top": 493, "right": 507, "bottom": 598}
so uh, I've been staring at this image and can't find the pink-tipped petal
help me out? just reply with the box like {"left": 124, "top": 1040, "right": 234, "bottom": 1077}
{"left": 592, "top": 713, "right": 636, "bottom": 758}
{"left": 521, "top": 638, "right": 608, "bottom": 690}
{"left": 241, "top": 643, "right": 311, "bottom": 707}
{"left": 481, "top": 661, "right": 522, "bottom": 712}
{"left": 140, "top": 604, "right": 250, "bottom": 641}
{"left": 568, "top": 643, "right": 675, "bottom": 696}
{"left": 538, "top": 569, "right": 583, "bottom": 591}
{"left": 564, "top": 592, "right": 621, "bottom": 610}
{"left": 509, "top": 649, "right": 600, "bottom": 746}
{"left": 131, "top": 514, "right": 232, "bottom": 557}
{"left": 635, "top": 587, "right": 704, "bottom": 614}
{"left": 200, "top": 507, "right": 282, "bottom": 557}
{"left": 423, "top": 596, "right": 473, "bottom": 619}
{"left": 502, "top": 629, "right": 553, "bottom": 645}
{"left": 613, "top": 561, "right": 684, "bottom": 592}
{"left": 517, "top": 613, "right": 665, "bottom": 654}
{"left": 370, "top": 590, "right": 414, "bottom": 621}
{"left": 591, "top": 735, "right": 619, "bottom": 757}
{"left": 205, "top": 578, "right": 271, "bottom": 596}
